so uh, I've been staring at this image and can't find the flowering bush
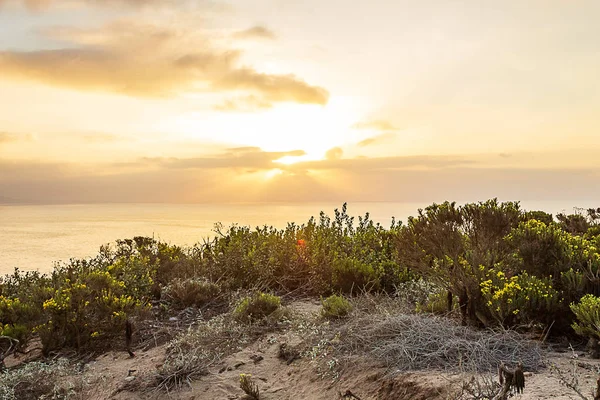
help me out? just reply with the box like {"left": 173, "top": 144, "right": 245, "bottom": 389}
{"left": 481, "top": 271, "right": 560, "bottom": 327}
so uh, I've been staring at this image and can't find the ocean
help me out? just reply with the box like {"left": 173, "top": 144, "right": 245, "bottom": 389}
{"left": 0, "top": 200, "right": 595, "bottom": 275}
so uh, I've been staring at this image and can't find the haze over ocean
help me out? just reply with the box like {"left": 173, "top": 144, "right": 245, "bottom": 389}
{"left": 1, "top": 200, "right": 597, "bottom": 275}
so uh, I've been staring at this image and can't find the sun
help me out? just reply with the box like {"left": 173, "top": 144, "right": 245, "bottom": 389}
{"left": 170, "top": 96, "right": 362, "bottom": 159}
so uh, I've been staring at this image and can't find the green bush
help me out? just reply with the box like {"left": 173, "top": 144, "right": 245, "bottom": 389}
{"left": 415, "top": 290, "right": 453, "bottom": 315}
{"left": 321, "top": 294, "right": 352, "bottom": 319}
{"left": 571, "top": 294, "right": 600, "bottom": 340}
{"left": 332, "top": 257, "right": 380, "bottom": 294}
{"left": 234, "top": 292, "right": 281, "bottom": 322}
{"left": 163, "top": 279, "right": 220, "bottom": 309}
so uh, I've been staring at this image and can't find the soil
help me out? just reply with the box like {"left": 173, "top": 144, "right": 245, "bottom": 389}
{"left": 6, "top": 300, "right": 600, "bottom": 400}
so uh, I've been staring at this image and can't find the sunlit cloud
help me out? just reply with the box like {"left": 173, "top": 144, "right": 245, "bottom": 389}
{"left": 213, "top": 95, "right": 273, "bottom": 112}
{"left": 0, "top": 132, "right": 33, "bottom": 143}
{"left": 325, "top": 147, "right": 343, "bottom": 160}
{"left": 0, "top": 21, "right": 329, "bottom": 104}
{"left": 0, "top": 0, "right": 176, "bottom": 11}
{"left": 2, "top": 154, "right": 599, "bottom": 204}
{"left": 357, "top": 133, "right": 396, "bottom": 147}
{"left": 233, "top": 26, "right": 277, "bottom": 41}
{"left": 352, "top": 120, "right": 399, "bottom": 131}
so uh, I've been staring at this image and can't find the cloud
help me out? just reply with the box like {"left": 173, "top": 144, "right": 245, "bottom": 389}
{"left": 294, "top": 154, "right": 474, "bottom": 172}
{"left": 325, "top": 147, "right": 343, "bottom": 160}
{"left": 0, "top": 0, "right": 175, "bottom": 11}
{"left": 213, "top": 95, "right": 273, "bottom": 112}
{"left": 233, "top": 26, "right": 276, "bottom": 40}
{"left": 216, "top": 69, "right": 329, "bottom": 105}
{"left": 357, "top": 133, "right": 396, "bottom": 147}
{"left": 353, "top": 120, "right": 399, "bottom": 131}
{"left": 2, "top": 154, "right": 599, "bottom": 204}
{"left": 80, "top": 133, "right": 120, "bottom": 143}
{"left": 0, "top": 22, "right": 329, "bottom": 104}
{"left": 0, "top": 132, "right": 33, "bottom": 143}
{"left": 153, "top": 148, "right": 307, "bottom": 170}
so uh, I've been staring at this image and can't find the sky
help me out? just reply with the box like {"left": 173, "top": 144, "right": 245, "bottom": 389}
{"left": 0, "top": 0, "right": 599, "bottom": 204}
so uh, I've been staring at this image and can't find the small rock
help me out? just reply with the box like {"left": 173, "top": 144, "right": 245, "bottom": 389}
{"left": 234, "top": 361, "right": 245, "bottom": 369}
{"left": 250, "top": 354, "right": 264, "bottom": 364}
{"left": 125, "top": 376, "right": 136, "bottom": 382}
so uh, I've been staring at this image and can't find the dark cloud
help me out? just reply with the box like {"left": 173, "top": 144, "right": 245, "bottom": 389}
{"left": 0, "top": 22, "right": 329, "bottom": 104}
{"left": 233, "top": 26, "right": 276, "bottom": 40}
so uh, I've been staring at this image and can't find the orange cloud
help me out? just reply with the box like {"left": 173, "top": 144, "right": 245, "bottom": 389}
{"left": 0, "top": 22, "right": 329, "bottom": 104}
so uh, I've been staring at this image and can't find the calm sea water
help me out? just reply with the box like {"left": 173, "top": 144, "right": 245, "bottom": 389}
{"left": 0, "top": 201, "right": 595, "bottom": 275}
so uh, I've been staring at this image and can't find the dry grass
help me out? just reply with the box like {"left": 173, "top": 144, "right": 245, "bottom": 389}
{"left": 337, "top": 312, "right": 544, "bottom": 373}
{"left": 154, "top": 306, "right": 291, "bottom": 391}
{"left": 0, "top": 358, "right": 84, "bottom": 400}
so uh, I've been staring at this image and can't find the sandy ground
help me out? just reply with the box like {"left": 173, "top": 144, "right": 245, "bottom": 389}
{"left": 75, "top": 345, "right": 600, "bottom": 399}
{"left": 7, "top": 301, "right": 600, "bottom": 399}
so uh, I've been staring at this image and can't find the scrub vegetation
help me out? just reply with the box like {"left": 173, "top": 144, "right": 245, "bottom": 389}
{"left": 1, "top": 200, "right": 600, "bottom": 398}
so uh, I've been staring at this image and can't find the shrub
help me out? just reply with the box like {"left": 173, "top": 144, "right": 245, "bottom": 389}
{"left": 506, "top": 220, "right": 591, "bottom": 279}
{"left": 481, "top": 271, "right": 560, "bottom": 327}
{"left": 571, "top": 294, "right": 600, "bottom": 341}
{"left": 163, "top": 279, "right": 220, "bottom": 309}
{"left": 331, "top": 257, "right": 380, "bottom": 294}
{"left": 234, "top": 292, "right": 281, "bottom": 322}
{"left": 321, "top": 294, "right": 352, "bottom": 319}
{"left": 37, "top": 270, "right": 147, "bottom": 354}
{"left": 415, "top": 290, "right": 454, "bottom": 315}
{"left": 239, "top": 374, "right": 260, "bottom": 399}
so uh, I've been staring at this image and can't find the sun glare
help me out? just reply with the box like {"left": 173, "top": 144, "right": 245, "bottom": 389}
{"left": 264, "top": 168, "right": 284, "bottom": 180}
{"left": 171, "top": 96, "right": 362, "bottom": 158}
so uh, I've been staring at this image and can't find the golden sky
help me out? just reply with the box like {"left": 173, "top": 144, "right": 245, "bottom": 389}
{"left": 1, "top": 0, "right": 599, "bottom": 203}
